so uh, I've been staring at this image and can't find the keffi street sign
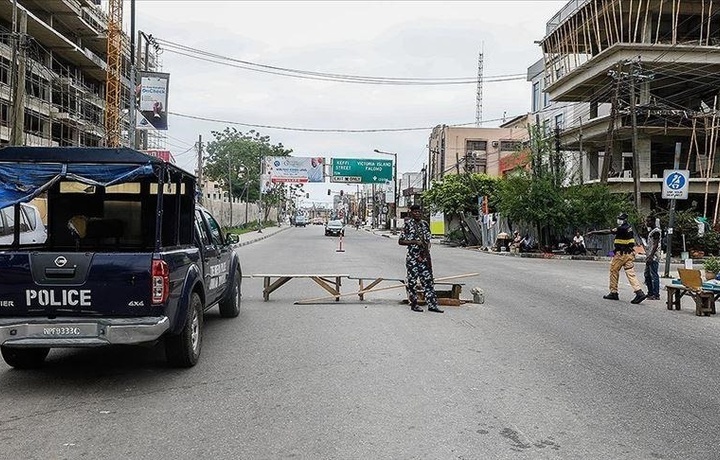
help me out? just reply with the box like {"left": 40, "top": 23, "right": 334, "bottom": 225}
{"left": 330, "top": 158, "right": 393, "bottom": 184}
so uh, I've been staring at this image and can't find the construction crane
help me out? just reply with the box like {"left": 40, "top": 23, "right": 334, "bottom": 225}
{"left": 104, "top": 0, "right": 123, "bottom": 147}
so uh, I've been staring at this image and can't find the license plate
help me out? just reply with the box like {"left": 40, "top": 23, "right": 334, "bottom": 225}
{"left": 27, "top": 323, "right": 98, "bottom": 338}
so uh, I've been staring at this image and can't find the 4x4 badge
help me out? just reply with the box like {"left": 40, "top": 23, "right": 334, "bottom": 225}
{"left": 54, "top": 256, "right": 67, "bottom": 268}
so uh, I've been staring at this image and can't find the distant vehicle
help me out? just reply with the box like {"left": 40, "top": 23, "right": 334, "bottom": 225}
{"left": 325, "top": 220, "right": 345, "bottom": 237}
{"left": 0, "top": 203, "right": 47, "bottom": 246}
{"left": 295, "top": 215, "right": 307, "bottom": 227}
{"left": 312, "top": 217, "right": 324, "bottom": 225}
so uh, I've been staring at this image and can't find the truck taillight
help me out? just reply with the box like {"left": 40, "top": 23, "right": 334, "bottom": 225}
{"left": 151, "top": 260, "right": 169, "bottom": 304}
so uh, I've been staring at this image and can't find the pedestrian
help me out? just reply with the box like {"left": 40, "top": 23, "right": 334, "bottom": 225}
{"left": 587, "top": 212, "right": 647, "bottom": 304}
{"left": 642, "top": 216, "right": 662, "bottom": 300}
{"left": 398, "top": 204, "right": 443, "bottom": 313}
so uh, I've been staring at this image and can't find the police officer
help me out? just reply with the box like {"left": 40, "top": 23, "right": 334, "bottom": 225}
{"left": 588, "top": 212, "right": 647, "bottom": 304}
{"left": 399, "top": 204, "right": 442, "bottom": 313}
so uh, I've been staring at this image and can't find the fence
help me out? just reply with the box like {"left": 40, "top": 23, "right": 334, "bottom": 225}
{"left": 201, "top": 198, "right": 278, "bottom": 228}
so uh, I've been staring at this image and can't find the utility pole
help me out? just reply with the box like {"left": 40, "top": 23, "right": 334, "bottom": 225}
{"left": 664, "top": 142, "right": 682, "bottom": 278}
{"left": 196, "top": 134, "right": 203, "bottom": 205}
{"left": 10, "top": 7, "right": 26, "bottom": 146}
{"left": 228, "top": 154, "right": 233, "bottom": 228}
{"left": 629, "top": 65, "right": 641, "bottom": 210}
{"left": 600, "top": 62, "right": 622, "bottom": 183}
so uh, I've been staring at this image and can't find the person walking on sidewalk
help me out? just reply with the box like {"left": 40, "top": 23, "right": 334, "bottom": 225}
{"left": 587, "top": 212, "right": 647, "bottom": 304}
{"left": 399, "top": 204, "right": 443, "bottom": 313}
{"left": 642, "top": 216, "right": 662, "bottom": 300}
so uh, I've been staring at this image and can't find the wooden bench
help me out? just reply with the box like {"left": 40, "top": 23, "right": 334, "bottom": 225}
{"left": 666, "top": 269, "right": 718, "bottom": 316}
{"left": 253, "top": 274, "right": 349, "bottom": 302}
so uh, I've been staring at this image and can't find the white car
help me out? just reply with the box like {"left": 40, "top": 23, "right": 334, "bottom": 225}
{"left": 324, "top": 220, "right": 345, "bottom": 237}
{"left": 0, "top": 203, "right": 47, "bottom": 246}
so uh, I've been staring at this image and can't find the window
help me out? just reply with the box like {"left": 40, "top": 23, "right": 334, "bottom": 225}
{"left": 555, "top": 113, "right": 564, "bottom": 130}
{"left": 194, "top": 211, "right": 210, "bottom": 246}
{"left": 202, "top": 209, "right": 223, "bottom": 246}
{"left": 466, "top": 140, "right": 487, "bottom": 151}
{"left": 532, "top": 82, "right": 540, "bottom": 112}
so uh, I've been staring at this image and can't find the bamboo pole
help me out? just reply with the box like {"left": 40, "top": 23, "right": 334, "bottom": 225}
{"left": 619, "top": 0, "right": 624, "bottom": 41}
{"left": 294, "top": 273, "right": 481, "bottom": 305}
{"left": 593, "top": 0, "right": 603, "bottom": 52}
{"left": 700, "top": 0, "right": 705, "bottom": 45}
{"left": 629, "top": 0, "right": 635, "bottom": 42}
{"left": 633, "top": 0, "right": 642, "bottom": 43}
{"left": 703, "top": 96, "right": 718, "bottom": 217}
{"left": 708, "top": 1, "right": 714, "bottom": 45}
{"left": 612, "top": 0, "right": 620, "bottom": 43}
{"left": 656, "top": 0, "right": 664, "bottom": 44}
{"left": 642, "top": 0, "right": 650, "bottom": 43}
{"left": 685, "top": 117, "right": 697, "bottom": 170}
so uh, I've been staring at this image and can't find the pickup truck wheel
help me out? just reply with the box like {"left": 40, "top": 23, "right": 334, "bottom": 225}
{"left": 165, "top": 292, "right": 203, "bottom": 368}
{"left": 219, "top": 272, "right": 241, "bottom": 318}
{"left": 1, "top": 346, "right": 50, "bottom": 369}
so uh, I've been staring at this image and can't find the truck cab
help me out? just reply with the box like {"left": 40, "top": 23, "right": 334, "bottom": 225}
{"left": 0, "top": 147, "right": 241, "bottom": 369}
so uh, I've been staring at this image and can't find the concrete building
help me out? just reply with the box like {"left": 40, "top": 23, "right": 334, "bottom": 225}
{"left": 537, "top": 0, "right": 720, "bottom": 216}
{"left": 0, "top": 1, "right": 160, "bottom": 149}
{"left": 427, "top": 117, "right": 532, "bottom": 182}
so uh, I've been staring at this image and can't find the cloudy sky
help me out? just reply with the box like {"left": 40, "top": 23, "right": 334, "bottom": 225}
{"left": 132, "top": 0, "right": 567, "bottom": 202}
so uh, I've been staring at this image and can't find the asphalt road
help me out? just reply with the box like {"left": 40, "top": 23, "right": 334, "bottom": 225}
{"left": 1, "top": 225, "right": 719, "bottom": 459}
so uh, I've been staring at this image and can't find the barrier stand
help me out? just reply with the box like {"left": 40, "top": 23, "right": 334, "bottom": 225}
{"left": 336, "top": 235, "right": 345, "bottom": 252}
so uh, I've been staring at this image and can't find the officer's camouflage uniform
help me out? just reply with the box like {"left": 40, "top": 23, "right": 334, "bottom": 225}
{"left": 400, "top": 218, "right": 438, "bottom": 309}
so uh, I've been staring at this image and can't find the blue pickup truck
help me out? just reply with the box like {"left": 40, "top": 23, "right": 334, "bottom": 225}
{"left": 0, "top": 147, "right": 241, "bottom": 369}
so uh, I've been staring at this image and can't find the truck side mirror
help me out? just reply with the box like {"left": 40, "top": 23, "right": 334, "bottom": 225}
{"left": 226, "top": 233, "right": 240, "bottom": 245}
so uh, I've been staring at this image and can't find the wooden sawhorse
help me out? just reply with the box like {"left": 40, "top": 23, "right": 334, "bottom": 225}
{"left": 254, "top": 274, "right": 349, "bottom": 301}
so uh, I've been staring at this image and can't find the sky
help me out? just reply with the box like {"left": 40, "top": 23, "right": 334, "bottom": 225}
{"left": 130, "top": 0, "right": 568, "bottom": 203}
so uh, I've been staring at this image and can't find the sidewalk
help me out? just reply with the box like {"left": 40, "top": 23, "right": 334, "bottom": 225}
{"left": 235, "top": 226, "right": 288, "bottom": 247}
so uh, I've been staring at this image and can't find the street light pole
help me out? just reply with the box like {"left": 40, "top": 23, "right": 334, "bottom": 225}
{"left": 374, "top": 149, "right": 398, "bottom": 231}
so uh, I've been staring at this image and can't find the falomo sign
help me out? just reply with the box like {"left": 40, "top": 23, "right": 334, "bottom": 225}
{"left": 330, "top": 158, "right": 393, "bottom": 184}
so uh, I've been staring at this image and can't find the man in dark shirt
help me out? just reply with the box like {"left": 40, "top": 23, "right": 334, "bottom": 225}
{"left": 588, "top": 212, "right": 647, "bottom": 304}
{"left": 399, "top": 205, "right": 442, "bottom": 313}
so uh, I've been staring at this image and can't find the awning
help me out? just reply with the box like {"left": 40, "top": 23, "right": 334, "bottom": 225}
{"left": 0, "top": 162, "right": 156, "bottom": 209}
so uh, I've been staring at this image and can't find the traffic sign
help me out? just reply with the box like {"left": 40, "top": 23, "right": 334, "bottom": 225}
{"left": 330, "top": 158, "right": 393, "bottom": 184}
{"left": 662, "top": 169, "right": 689, "bottom": 200}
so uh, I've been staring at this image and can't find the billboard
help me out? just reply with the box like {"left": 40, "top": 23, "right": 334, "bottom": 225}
{"left": 264, "top": 156, "right": 325, "bottom": 183}
{"left": 136, "top": 71, "right": 169, "bottom": 131}
{"left": 144, "top": 149, "right": 174, "bottom": 163}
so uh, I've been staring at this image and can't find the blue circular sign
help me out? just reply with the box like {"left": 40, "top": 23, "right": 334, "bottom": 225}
{"left": 666, "top": 172, "right": 686, "bottom": 190}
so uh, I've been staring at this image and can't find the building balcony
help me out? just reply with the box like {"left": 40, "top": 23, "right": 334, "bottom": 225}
{"left": 545, "top": 43, "right": 720, "bottom": 102}
{"left": 16, "top": 0, "right": 107, "bottom": 56}
{"left": 0, "top": 1, "right": 107, "bottom": 82}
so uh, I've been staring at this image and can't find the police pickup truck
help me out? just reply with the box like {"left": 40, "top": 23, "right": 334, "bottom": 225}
{"left": 0, "top": 147, "right": 241, "bottom": 369}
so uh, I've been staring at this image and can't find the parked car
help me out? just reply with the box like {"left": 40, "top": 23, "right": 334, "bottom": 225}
{"left": 0, "top": 147, "right": 242, "bottom": 369}
{"left": 0, "top": 203, "right": 47, "bottom": 246}
{"left": 325, "top": 220, "right": 345, "bottom": 236}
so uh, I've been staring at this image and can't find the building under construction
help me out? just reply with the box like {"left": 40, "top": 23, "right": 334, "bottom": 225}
{"left": 0, "top": 0, "right": 160, "bottom": 149}
{"left": 536, "top": 0, "right": 720, "bottom": 220}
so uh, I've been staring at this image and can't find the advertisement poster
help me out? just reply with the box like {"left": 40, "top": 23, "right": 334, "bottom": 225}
{"left": 264, "top": 156, "right": 325, "bottom": 183}
{"left": 136, "top": 71, "right": 169, "bottom": 131}
{"left": 430, "top": 211, "right": 445, "bottom": 236}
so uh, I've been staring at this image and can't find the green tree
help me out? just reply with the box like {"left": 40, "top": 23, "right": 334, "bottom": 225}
{"left": 422, "top": 173, "right": 498, "bottom": 216}
{"left": 203, "top": 128, "right": 292, "bottom": 203}
{"left": 564, "top": 184, "right": 629, "bottom": 230}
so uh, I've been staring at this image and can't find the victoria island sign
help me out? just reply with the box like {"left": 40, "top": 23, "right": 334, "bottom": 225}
{"left": 330, "top": 158, "right": 393, "bottom": 184}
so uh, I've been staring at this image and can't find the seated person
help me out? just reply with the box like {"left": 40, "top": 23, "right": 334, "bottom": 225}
{"left": 510, "top": 231, "right": 522, "bottom": 250}
{"left": 568, "top": 231, "right": 586, "bottom": 255}
{"left": 519, "top": 234, "right": 535, "bottom": 252}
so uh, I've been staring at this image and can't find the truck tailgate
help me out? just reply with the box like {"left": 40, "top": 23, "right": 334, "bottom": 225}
{"left": 0, "top": 252, "right": 160, "bottom": 317}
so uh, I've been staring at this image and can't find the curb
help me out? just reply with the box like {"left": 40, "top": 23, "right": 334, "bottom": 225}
{"left": 234, "top": 226, "right": 289, "bottom": 248}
